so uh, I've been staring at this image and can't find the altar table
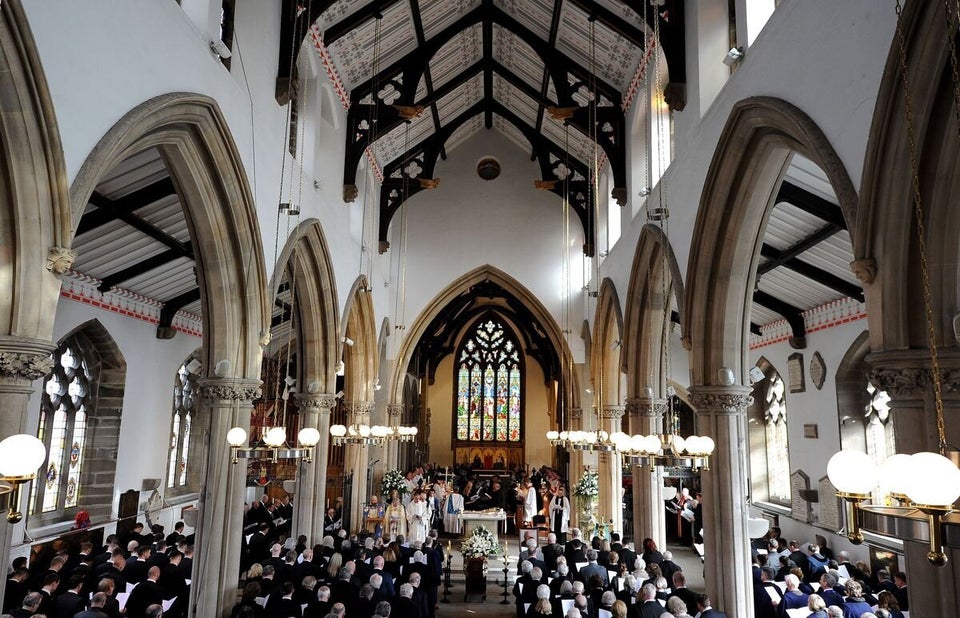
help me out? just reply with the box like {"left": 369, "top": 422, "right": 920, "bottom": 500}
{"left": 458, "top": 509, "right": 507, "bottom": 541}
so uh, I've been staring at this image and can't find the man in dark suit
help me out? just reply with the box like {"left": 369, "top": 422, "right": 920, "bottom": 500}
{"left": 95, "top": 549, "right": 127, "bottom": 595}
{"left": 158, "top": 550, "right": 187, "bottom": 600}
{"left": 124, "top": 545, "right": 152, "bottom": 584}
{"left": 3, "top": 567, "right": 28, "bottom": 613}
{"left": 630, "top": 583, "right": 664, "bottom": 618}
{"left": 36, "top": 572, "right": 59, "bottom": 617}
{"left": 10, "top": 592, "right": 41, "bottom": 618}
{"left": 124, "top": 566, "right": 164, "bottom": 618}
{"left": 391, "top": 583, "right": 421, "bottom": 618}
{"left": 76, "top": 591, "right": 111, "bottom": 618}
{"left": 56, "top": 573, "right": 88, "bottom": 617}
{"left": 265, "top": 580, "right": 302, "bottom": 618}
{"left": 97, "top": 579, "right": 121, "bottom": 618}
{"left": 668, "top": 571, "right": 698, "bottom": 611}
{"left": 695, "top": 593, "right": 728, "bottom": 618}
{"left": 577, "top": 550, "right": 608, "bottom": 587}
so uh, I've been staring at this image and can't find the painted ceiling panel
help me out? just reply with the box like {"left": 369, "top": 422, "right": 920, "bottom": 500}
{"left": 427, "top": 24, "right": 483, "bottom": 92}
{"left": 421, "top": 0, "right": 483, "bottom": 39}
{"left": 493, "top": 0, "right": 552, "bottom": 41}
{"left": 557, "top": 2, "right": 644, "bottom": 91}
{"left": 492, "top": 25, "right": 547, "bottom": 87}
{"left": 436, "top": 75, "right": 485, "bottom": 124}
{"left": 327, "top": 2, "right": 416, "bottom": 89}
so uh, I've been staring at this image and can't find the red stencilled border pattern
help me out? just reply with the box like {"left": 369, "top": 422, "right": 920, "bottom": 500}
{"left": 60, "top": 271, "right": 203, "bottom": 339}
{"left": 308, "top": 25, "right": 384, "bottom": 182}
{"left": 749, "top": 297, "right": 867, "bottom": 350}
{"left": 622, "top": 38, "right": 657, "bottom": 112}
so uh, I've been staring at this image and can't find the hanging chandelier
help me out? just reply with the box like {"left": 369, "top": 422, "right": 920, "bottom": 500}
{"left": 328, "top": 423, "right": 418, "bottom": 446}
{"left": 826, "top": 0, "right": 960, "bottom": 567}
{"left": 227, "top": 426, "right": 321, "bottom": 464}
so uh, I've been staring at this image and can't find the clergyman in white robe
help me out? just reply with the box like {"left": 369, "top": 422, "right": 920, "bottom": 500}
{"left": 442, "top": 491, "right": 464, "bottom": 534}
{"left": 407, "top": 495, "right": 429, "bottom": 544}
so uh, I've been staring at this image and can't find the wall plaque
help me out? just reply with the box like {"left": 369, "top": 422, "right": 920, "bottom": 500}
{"left": 810, "top": 351, "right": 826, "bottom": 390}
{"left": 818, "top": 476, "right": 841, "bottom": 531}
{"left": 790, "top": 469, "right": 812, "bottom": 523}
{"left": 787, "top": 353, "right": 805, "bottom": 393}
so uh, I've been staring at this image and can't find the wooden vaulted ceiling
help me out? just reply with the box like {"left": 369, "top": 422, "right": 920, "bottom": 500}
{"left": 278, "top": 0, "right": 686, "bottom": 256}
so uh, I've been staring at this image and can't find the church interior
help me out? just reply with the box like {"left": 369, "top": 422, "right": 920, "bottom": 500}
{"left": 1, "top": 0, "right": 960, "bottom": 616}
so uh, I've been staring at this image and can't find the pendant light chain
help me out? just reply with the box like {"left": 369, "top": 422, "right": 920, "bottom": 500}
{"left": 941, "top": 0, "right": 960, "bottom": 137}
{"left": 895, "top": 0, "right": 947, "bottom": 454}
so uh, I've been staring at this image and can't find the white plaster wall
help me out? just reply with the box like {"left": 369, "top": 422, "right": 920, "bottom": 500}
{"left": 387, "top": 129, "right": 588, "bottom": 365}
{"left": 748, "top": 317, "right": 874, "bottom": 563}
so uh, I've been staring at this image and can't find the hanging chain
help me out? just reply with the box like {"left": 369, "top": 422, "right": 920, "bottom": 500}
{"left": 562, "top": 124, "right": 572, "bottom": 432}
{"left": 895, "top": 0, "right": 947, "bottom": 454}
{"left": 942, "top": 0, "right": 960, "bottom": 137}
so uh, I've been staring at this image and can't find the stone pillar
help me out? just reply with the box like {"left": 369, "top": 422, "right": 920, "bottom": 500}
{"left": 626, "top": 396, "right": 667, "bottom": 549}
{"left": 688, "top": 385, "right": 754, "bottom": 618}
{"left": 599, "top": 405, "right": 625, "bottom": 534}
{"left": 294, "top": 392, "right": 337, "bottom": 545}
{"left": 0, "top": 338, "right": 54, "bottom": 605}
{"left": 343, "top": 400, "right": 374, "bottom": 532}
{"left": 385, "top": 404, "right": 404, "bottom": 473}
{"left": 190, "top": 378, "right": 261, "bottom": 618}
{"left": 866, "top": 353, "right": 960, "bottom": 615}
{"left": 568, "top": 407, "right": 584, "bottom": 528}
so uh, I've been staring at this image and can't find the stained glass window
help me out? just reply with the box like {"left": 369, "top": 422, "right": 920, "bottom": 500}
{"left": 31, "top": 342, "right": 94, "bottom": 515}
{"left": 454, "top": 318, "right": 523, "bottom": 443}
{"left": 764, "top": 373, "right": 791, "bottom": 504}
{"left": 167, "top": 357, "right": 200, "bottom": 491}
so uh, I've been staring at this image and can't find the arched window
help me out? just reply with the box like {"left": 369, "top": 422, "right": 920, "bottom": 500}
{"left": 764, "top": 373, "right": 791, "bottom": 503}
{"left": 748, "top": 359, "right": 791, "bottom": 506}
{"left": 30, "top": 343, "right": 92, "bottom": 514}
{"left": 167, "top": 354, "right": 201, "bottom": 493}
{"left": 29, "top": 322, "right": 125, "bottom": 526}
{"left": 455, "top": 317, "right": 523, "bottom": 442}
{"left": 865, "top": 382, "right": 896, "bottom": 502}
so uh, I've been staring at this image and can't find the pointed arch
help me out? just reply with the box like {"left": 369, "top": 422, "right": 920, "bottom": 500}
{"left": 858, "top": 0, "right": 960, "bottom": 351}
{"left": 623, "top": 224, "right": 685, "bottom": 397}
{"left": 592, "top": 278, "right": 625, "bottom": 405}
{"left": 341, "top": 275, "right": 378, "bottom": 402}
{"left": 68, "top": 93, "right": 269, "bottom": 379}
{"left": 683, "top": 97, "right": 858, "bottom": 385}
{"left": 272, "top": 220, "right": 340, "bottom": 392}
{"left": 390, "top": 265, "right": 579, "bottom": 409}
{"left": 0, "top": 0, "right": 72, "bottom": 340}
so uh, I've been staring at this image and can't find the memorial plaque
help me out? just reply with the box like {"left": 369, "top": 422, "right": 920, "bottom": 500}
{"left": 787, "top": 353, "right": 805, "bottom": 393}
{"left": 818, "top": 476, "right": 841, "bottom": 531}
{"left": 790, "top": 470, "right": 812, "bottom": 523}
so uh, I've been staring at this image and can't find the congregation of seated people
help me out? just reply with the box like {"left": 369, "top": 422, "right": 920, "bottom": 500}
{"left": 751, "top": 527, "right": 909, "bottom": 618}
{"left": 3, "top": 519, "right": 193, "bottom": 618}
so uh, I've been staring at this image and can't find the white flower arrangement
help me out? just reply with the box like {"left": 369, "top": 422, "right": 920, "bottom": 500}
{"left": 381, "top": 469, "right": 408, "bottom": 496}
{"left": 573, "top": 472, "right": 599, "bottom": 497}
{"left": 460, "top": 525, "right": 503, "bottom": 559}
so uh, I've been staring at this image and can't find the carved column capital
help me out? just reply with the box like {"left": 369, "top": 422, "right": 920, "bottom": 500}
{"left": 296, "top": 393, "right": 338, "bottom": 412}
{"left": 866, "top": 368, "right": 929, "bottom": 398}
{"left": 343, "top": 400, "right": 375, "bottom": 420}
{"left": 600, "top": 405, "right": 625, "bottom": 420}
{"left": 386, "top": 404, "right": 404, "bottom": 418}
{"left": 569, "top": 407, "right": 583, "bottom": 420}
{"left": 688, "top": 385, "right": 754, "bottom": 415}
{"left": 46, "top": 246, "right": 77, "bottom": 276}
{"left": 625, "top": 397, "right": 668, "bottom": 418}
{"left": 850, "top": 257, "right": 877, "bottom": 285}
{"left": 0, "top": 337, "right": 56, "bottom": 382}
{"left": 198, "top": 378, "right": 262, "bottom": 402}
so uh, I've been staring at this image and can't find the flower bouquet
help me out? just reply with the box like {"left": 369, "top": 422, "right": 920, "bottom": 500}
{"left": 573, "top": 472, "right": 599, "bottom": 497}
{"left": 381, "top": 469, "right": 408, "bottom": 497}
{"left": 72, "top": 510, "right": 91, "bottom": 530}
{"left": 460, "top": 525, "right": 503, "bottom": 559}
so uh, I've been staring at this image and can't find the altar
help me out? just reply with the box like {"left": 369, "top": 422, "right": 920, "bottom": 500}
{"left": 458, "top": 508, "right": 507, "bottom": 542}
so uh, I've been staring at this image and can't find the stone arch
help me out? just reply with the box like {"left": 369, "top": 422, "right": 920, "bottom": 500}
{"left": 834, "top": 330, "right": 871, "bottom": 453}
{"left": 341, "top": 276, "right": 378, "bottom": 403}
{"left": 388, "top": 265, "right": 580, "bottom": 409}
{"left": 683, "top": 96, "right": 858, "bottom": 386}
{"left": 858, "top": 0, "right": 959, "bottom": 351}
{"left": 272, "top": 219, "right": 340, "bottom": 393}
{"left": 592, "top": 278, "right": 625, "bottom": 406}
{"left": 29, "top": 318, "right": 125, "bottom": 529}
{"left": 623, "top": 224, "right": 685, "bottom": 398}
{"left": 0, "top": 0, "right": 73, "bottom": 342}
{"left": 67, "top": 93, "right": 268, "bottom": 618}
{"left": 69, "top": 93, "right": 269, "bottom": 379}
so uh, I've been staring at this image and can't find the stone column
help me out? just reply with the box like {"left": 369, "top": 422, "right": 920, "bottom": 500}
{"left": 688, "top": 385, "right": 754, "bottom": 618}
{"left": 0, "top": 338, "right": 54, "bottom": 605}
{"left": 190, "top": 378, "right": 261, "bottom": 618}
{"left": 343, "top": 400, "right": 374, "bottom": 532}
{"left": 626, "top": 396, "right": 667, "bottom": 549}
{"left": 294, "top": 392, "right": 337, "bottom": 545}
{"left": 866, "top": 353, "right": 960, "bottom": 616}
{"left": 385, "top": 404, "right": 404, "bottom": 473}
{"left": 599, "top": 405, "right": 625, "bottom": 534}
{"left": 567, "top": 407, "right": 584, "bottom": 528}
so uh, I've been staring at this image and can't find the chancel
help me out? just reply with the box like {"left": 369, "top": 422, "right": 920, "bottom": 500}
{"left": 1, "top": 0, "right": 959, "bottom": 617}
